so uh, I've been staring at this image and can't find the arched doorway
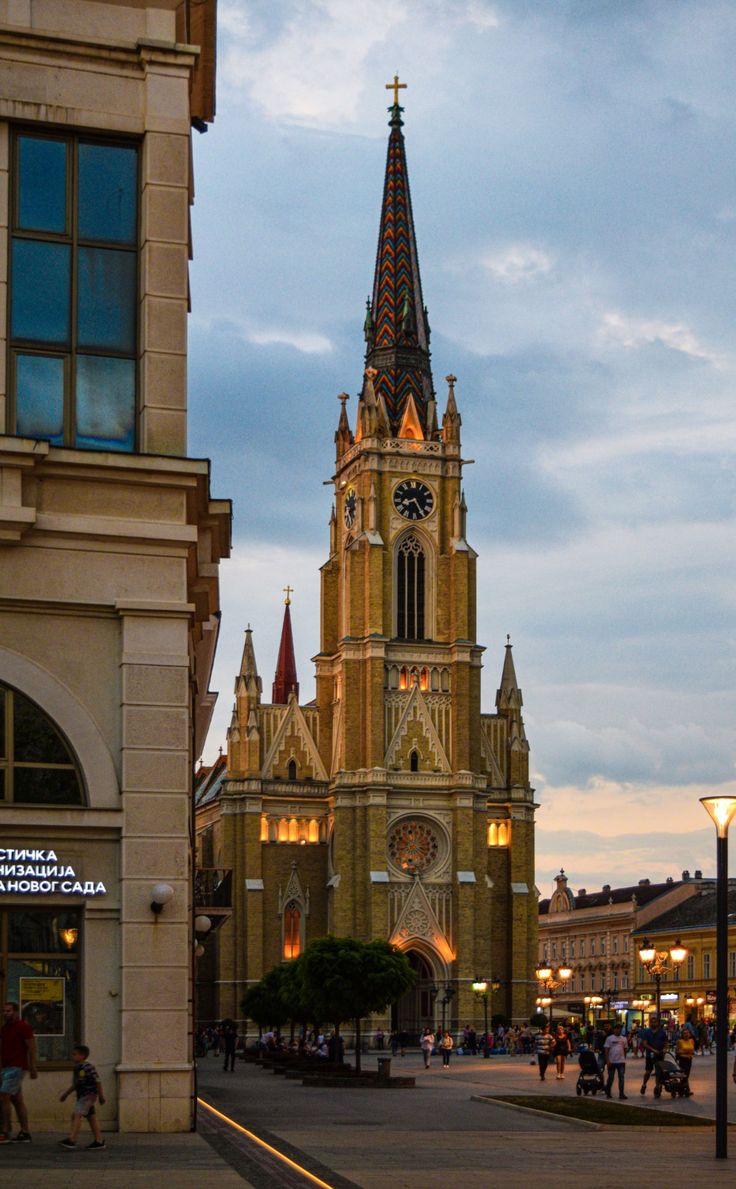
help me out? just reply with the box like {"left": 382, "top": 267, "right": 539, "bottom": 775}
{"left": 392, "top": 951, "right": 437, "bottom": 1039}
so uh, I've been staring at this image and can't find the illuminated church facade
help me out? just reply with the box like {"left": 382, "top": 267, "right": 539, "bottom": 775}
{"left": 196, "top": 90, "right": 537, "bottom": 1032}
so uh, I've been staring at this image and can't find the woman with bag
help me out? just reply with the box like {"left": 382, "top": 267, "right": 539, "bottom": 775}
{"left": 420, "top": 1027, "right": 435, "bottom": 1069}
{"left": 554, "top": 1023, "right": 571, "bottom": 1079}
{"left": 440, "top": 1031, "right": 453, "bottom": 1069}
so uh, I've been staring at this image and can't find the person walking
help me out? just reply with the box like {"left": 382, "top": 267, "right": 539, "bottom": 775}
{"left": 440, "top": 1031, "right": 453, "bottom": 1069}
{"left": 58, "top": 1043, "right": 106, "bottom": 1150}
{"left": 420, "top": 1027, "right": 435, "bottom": 1069}
{"left": 640, "top": 1015, "right": 668, "bottom": 1096}
{"left": 554, "top": 1023, "right": 571, "bottom": 1080}
{"left": 0, "top": 1001, "right": 38, "bottom": 1144}
{"left": 222, "top": 1019, "right": 238, "bottom": 1072}
{"left": 604, "top": 1022, "right": 628, "bottom": 1099}
{"left": 535, "top": 1024, "right": 555, "bottom": 1081}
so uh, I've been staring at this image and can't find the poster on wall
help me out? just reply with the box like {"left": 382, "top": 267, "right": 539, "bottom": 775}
{"left": 19, "top": 976, "right": 65, "bottom": 1036}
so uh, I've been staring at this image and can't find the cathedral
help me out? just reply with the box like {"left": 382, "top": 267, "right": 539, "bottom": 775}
{"left": 195, "top": 90, "right": 537, "bottom": 1033}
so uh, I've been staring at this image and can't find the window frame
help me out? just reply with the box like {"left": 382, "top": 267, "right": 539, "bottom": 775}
{"left": 0, "top": 907, "right": 82, "bottom": 1069}
{"left": 7, "top": 126, "right": 140, "bottom": 451}
{"left": 0, "top": 681, "right": 86, "bottom": 807}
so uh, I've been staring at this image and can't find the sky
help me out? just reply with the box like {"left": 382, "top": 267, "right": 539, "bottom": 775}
{"left": 188, "top": 0, "right": 736, "bottom": 896}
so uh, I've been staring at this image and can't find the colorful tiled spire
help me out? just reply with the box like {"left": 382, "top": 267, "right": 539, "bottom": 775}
{"left": 272, "top": 588, "right": 299, "bottom": 704}
{"left": 364, "top": 84, "right": 434, "bottom": 437}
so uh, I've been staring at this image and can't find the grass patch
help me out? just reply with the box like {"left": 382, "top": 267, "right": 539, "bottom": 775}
{"left": 490, "top": 1095, "right": 712, "bottom": 1127}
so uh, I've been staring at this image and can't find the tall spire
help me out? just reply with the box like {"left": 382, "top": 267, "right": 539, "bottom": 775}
{"left": 364, "top": 77, "right": 434, "bottom": 437}
{"left": 496, "top": 636, "right": 523, "bottom": 713}
{"left": 272, "top": 588, "right": 299, "bottom": 704}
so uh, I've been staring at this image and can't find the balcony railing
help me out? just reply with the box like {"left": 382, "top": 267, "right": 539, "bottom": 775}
{"left": 194, "top": 868, "right": 232, "bottom": 912}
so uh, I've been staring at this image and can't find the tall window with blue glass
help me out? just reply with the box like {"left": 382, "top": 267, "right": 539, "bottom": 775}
{"left": 9, "top": 133, "right": 138, "bottom": 451}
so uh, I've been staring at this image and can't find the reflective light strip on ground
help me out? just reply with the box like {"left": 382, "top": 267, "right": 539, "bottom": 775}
{"left": 197, "top": 1097, "right": 334, "bottom": 1189}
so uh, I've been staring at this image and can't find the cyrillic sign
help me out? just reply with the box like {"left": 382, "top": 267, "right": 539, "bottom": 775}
{"left": 0, "top": 848, "right": 106, "bottom": 896}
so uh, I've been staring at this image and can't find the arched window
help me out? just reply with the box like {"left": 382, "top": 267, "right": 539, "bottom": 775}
{"left": 283, "top": 902, "right": 301, "bottom": 960}
{"left": 396, "top": 533, "right": 425, "bottom": 640}
{"left": 410, "top": 750, "right": 419, "bottom": 772}
{"left": 0, "top": 681, "right": 84, "bottom": 805}
{"left": 287, "top": 758, "right": 297, "bottom": 781}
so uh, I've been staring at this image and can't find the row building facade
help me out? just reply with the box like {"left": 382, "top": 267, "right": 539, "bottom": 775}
{"left": 0, "top": 0, "right": 230, "bottom": 1131}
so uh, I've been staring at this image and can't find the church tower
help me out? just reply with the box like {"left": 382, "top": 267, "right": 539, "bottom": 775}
{"left": 196, "top": 87, "right": 537, "bottom": 1031}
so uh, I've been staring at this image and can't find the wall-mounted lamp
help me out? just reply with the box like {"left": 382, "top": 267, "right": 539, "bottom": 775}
{"left": 59, "top": 927, "right": 79, "bottom": 950}
{"left": 194, "top": 914, "right": 212, "bottom": 935}
{"left": 150, "top": 883, "right": 174, "bottom": 915}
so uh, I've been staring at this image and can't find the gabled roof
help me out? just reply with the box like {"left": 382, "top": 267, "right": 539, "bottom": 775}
{"left": 539, "top": 879, "right": 687, "bottom": 915}
{"left": 632, "top": 883, "right": 736, "bottom": 936}
{"left": 194, "top": 753, "right": 227, "bottom": 809}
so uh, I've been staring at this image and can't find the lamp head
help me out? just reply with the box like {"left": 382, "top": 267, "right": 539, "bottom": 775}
{"left": 638, "top": 939, "right": 656, "bottom": 964}
{"left": 535, "top": 965, "right": 552, "bottom": 982}
{"left": 150, "top": 883, "right": 174, "bottom": 914}
{"left": 669, "top": 939, "right": 687, "bottom": 964}
{"left": 700, "top": 795, "right": 736, "bottom": 839}
{"left": 471, "top": 978, "right": 488, "bottom": 994}
{"left": 558, "top": 966, "right": 573, "bottom": 982}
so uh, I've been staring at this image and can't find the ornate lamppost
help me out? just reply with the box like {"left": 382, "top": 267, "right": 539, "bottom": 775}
{"left": 472, "top": 977, "right": 500, "bottom": 1058}
{"left": 535, "top": 963, "right": 573, "bottom": 1023}
{"left": 637, "top": 938, "right": 688, "bottom": 1019}
{"left": 440, "top": 985, "right": 455, "bottom": 1036}
{"left": 700, "top": 794, "right": 736, "bottom": 1161}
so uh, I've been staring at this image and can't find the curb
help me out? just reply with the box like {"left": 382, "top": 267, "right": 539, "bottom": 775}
{"left": 470, "top": 1095, "right": 602, "bottom": 1129}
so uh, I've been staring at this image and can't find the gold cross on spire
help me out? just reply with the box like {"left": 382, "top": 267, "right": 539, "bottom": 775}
{"left": 283, "top": 585, "right": 293, "bottom": 606}
{"left": 386, "top": 73, "right": 407, "bottom": 106}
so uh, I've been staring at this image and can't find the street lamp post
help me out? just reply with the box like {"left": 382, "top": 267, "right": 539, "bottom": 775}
{"left": 440, "top": 985, "right": 455, "bottom": 1037}
{"left": 472, "top": 977, "right": 500, "bottom": 1058}
{"left": 637, "top": 938, "right": 687, "bottom": 1020}
{"left": 700, "top": 794, "right": 736, "bottom": 1161}
{"left": 535, "top": 964, "right": 573, "bottom": 1023}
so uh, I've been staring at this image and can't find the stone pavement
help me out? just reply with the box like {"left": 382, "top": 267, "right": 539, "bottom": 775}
{"left": 197, "top": 1049, "right": 736, "bottom": 1188}
{"left": 3, "top": 1051, "right": 736, "bottom": 1188}
{"left": 0, "top": 1130, "right": 249, "bottom": 1188}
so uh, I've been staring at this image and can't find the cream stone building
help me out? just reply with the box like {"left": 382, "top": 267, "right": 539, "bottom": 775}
{"left": 195, "top": 95, "right": 538, "bottom": 1036}
{"left": 538, "top": 869, "right": 709, "bottom": 1022}
{"left": 0, "top": 0, "right": 230, "bottom": 1132}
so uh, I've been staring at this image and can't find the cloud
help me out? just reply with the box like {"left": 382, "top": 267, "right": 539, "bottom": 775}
{"left": 536, "top": 826, "right": 717, "bottom": 893}
{"left": 246, "top": 326, "right": 333, "bottom": 354}
{"left": 598, "top": 311, "right": 722, "bottom": 365}
{"left": 482, "top": 243, "right": 553, "bottom": 283}
{"left": 217, "top": 0, "right": 501, "bottom": 129}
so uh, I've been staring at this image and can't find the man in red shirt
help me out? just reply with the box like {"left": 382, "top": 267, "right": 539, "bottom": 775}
{"left": 0, "top": 1001, "right": 38, "bottom": 1143}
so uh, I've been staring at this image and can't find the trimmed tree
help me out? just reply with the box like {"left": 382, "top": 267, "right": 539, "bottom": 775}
{"left": 241, "top": 964, "right": 290, "bottom": 1036}
{"left": 300, "top": 935, "right": 415, "bottom": 1073}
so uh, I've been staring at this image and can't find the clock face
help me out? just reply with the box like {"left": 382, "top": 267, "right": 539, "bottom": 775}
{"left": 393, "top": 479, "right": 434, "bottom": 521}
{"left": 344, "top": 487, "right": 357, "bottom": 528}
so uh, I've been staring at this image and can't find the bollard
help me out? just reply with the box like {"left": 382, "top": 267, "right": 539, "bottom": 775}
{"left": 377, "top": 1056, "right": 392, "bottom": 1081}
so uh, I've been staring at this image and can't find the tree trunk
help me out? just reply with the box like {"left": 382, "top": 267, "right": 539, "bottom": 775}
{"left": 355, "top": 1017, "right": 361, "bottom": 1074}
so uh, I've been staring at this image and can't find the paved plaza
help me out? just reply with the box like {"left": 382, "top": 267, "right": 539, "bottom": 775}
{"left": 1, "top": 1050, "right": 736, "bottom": 1187}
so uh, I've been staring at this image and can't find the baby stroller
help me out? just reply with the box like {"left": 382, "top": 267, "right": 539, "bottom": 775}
{"left": 653, "top": 1051, "right": 688, "bottom": 1099}
{"left": 576, "top": 1047, "right": 605, "bottom": 1096}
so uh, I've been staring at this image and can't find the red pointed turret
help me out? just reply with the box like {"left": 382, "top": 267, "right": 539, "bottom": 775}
{"left": 272, "top": 589, "right": 299, "bottom": 704}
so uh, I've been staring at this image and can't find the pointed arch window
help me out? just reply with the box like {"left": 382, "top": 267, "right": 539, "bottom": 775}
{"left": 0, "top": 681, "right": 84, "bottom": 804}
{"left": 396, "top": 532, "right": 425, "bottom": 640}
{"left": 283, "top": 902, "right": 301, "bottom": 960}
{"left": 410, "top": 749, "right": 419, "bottom": 772}
{"left": 287, "top": 758, "right": 297, "bottom": 781}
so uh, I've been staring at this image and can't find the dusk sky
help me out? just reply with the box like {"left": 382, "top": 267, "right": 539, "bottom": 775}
{"left": 188, "top": 0, "right": 736, "bottom": 894}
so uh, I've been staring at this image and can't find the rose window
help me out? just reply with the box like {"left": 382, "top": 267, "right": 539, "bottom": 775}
{"left": 388, "top": 818, "right": 440, "bottom": 874}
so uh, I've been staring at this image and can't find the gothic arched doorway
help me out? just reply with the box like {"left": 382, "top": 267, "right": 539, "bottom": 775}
{"left": 391, "top": 951, "right": 437, "bottom": 1039}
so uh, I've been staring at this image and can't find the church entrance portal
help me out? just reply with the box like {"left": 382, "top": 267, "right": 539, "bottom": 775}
{"left": 391, "top": 951, "right": 436, "bottom": 1039}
